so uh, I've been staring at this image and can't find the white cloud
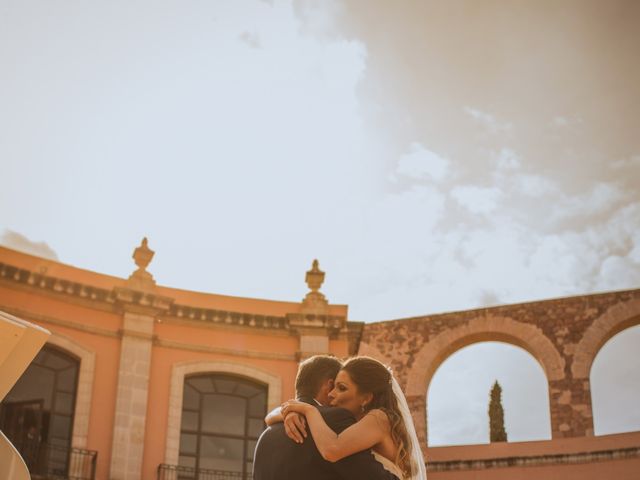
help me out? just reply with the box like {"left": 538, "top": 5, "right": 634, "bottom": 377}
{"left": 549, "top": 115, "right": 583, "bottom": 128}
{"left": 512, "top": 173, "right": 557, "bottom": 197}
{"left": 611, "top": 154, "right": 640, "bottom": 170}
{"left": 596, "top": 255, "right": 640, "bottom": 291}
{"left": 551, "top": 116, "right": 569, "bottom": 127}
{"left": 549, "top": 182, "right": 626, "bottom": 224}
{"left": 464, "top": 107, "right": 513, "bottom": 133}
{"left": 451, "top": 185, "right": 503, "bottom": 214}
{"left": 495, "top": 148, "right": 520, "bottom": 170}
{"left": 238, "top": 31, "right": 261, "bottom": 48}
{"left": 396, "top": 142, "right": 450, "bottom": 182}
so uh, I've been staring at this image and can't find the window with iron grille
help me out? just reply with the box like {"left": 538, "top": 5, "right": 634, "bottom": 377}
{"left": 0, "top": 344, "right": 80, "bottom": 477}
{"left": 179, "top": 374, "right": 267, "bottom": 479}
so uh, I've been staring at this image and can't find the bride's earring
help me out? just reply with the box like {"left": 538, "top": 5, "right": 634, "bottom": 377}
{"left": 361, "top": 404, "right": 366, "bottom": 413}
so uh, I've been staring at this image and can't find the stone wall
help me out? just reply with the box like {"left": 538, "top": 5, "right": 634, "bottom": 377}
{"left": 359, "top": 289, "right": 640, "bottom": 447}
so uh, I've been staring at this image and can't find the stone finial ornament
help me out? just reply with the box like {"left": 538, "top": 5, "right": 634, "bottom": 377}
{"left": 128, "top": 237, "right": 156, "bottom": 291}
{"left": 301, "top": 259, "right": 328, "bottom": 314}
{"left": 305, "top": 259, "right": 325, "bottom": 293}
{"left": 133, "top": 237, "right": 154, "bottom": 270}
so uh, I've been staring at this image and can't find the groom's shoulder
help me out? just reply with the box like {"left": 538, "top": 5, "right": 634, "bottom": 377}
{"left": 317, "top": 406, "right": 356, "bottom": 432}
{"left": 317, "top": 405, "right": 353, "bottom": 418}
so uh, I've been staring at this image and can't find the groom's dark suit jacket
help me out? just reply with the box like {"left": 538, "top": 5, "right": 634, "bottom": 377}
{"left": 253, "top": 397, "right": 398, "bottom": 480}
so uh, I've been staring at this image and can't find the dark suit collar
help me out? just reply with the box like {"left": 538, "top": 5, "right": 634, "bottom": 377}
{"left": 297, "top": 396, "right": 321, "bottom": 406}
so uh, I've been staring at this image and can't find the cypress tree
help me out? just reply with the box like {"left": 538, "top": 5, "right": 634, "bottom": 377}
{"left": 489, "top": 380, "right": 508, "bottom": 442}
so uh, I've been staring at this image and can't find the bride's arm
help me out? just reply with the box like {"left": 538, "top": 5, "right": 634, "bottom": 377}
{"left": 264, "top": 406, "right": 283, "bottom": 426}
{"left": 283, "top": 402, "right": 388, "bottom": 462}
{"left": 264, "top": 406, "right": 308, "bottom": 443}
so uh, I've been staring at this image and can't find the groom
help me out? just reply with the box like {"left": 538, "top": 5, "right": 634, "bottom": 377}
{"left": 253, "top": 355, "right": 398, "bottom": 480}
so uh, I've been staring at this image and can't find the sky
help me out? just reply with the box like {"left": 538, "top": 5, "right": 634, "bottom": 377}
{"left": 1, "top": 0, "right": 638, "bottom": 445}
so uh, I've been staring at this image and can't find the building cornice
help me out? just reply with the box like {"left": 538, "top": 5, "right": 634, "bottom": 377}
{"left": 426, "top": 446, "right": 640, "bottom": 471}
{"left": 2, "top": 306, "right": 120, "bottom": 339}
{"left": 0, "top": 260, "right": 346, "bottom": 334}
{"left": 0, "top": 261, "right": 117, "bottom": 308}
{"left": 164, "top": 303, "right": 289, "bottom": 330}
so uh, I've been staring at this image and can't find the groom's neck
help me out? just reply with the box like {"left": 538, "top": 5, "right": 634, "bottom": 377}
{"left": 296, "top": 395, "right": 323, "bottom": 406}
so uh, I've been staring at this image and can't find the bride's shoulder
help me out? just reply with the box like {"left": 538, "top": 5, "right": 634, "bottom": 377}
{"left": 365, "top": 408, "right": 391, "bottom": 429}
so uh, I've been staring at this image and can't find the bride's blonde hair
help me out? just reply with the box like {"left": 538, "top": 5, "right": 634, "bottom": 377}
{"left": 341, "top": 356, "right": 413, "bottom": 477}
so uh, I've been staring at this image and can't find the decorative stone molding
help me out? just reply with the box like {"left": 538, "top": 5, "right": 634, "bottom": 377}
{"left": 427, "top": 445, "right": 640, "bottom": 471}
{"left": 0, "top": 262, "right": 115, "bottom": 304}
{"left": 287, "top": 260, "right": 346, "bottom": 359}
{"left": 112, "top": 287, "right": 174, "bottom": 316}
{"left": 0, "top": 260, "right": 315, "bottom": 333}
{"left": 166, "top": 304, "right": 288, "bottom": 330}
{"left": 164, "top": 360, "right": 282, "bottom": 466}
{"left": 572, "top": 298, "right": 640, "bottom": 379}
{"left": 0, "top": 257, "right": 341, "bottom": 339}
{"left": 46, "top": 333, "right": 96, "bottom": 450}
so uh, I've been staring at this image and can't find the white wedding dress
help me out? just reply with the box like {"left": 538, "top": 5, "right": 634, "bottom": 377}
{"left": 372, "top": 451, "right": 405, "bottom": 479}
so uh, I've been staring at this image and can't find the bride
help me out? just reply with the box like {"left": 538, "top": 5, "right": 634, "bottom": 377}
{"left": 280, "top": 356, "right": 427, "bottom": 480}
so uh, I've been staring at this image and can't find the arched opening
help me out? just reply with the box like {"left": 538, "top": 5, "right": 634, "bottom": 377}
{"left": 177, "top": 374, "right": 267, "bottom": 479}
{"left": 591, "top": 325, "right": 640, "bottom": 435}
{"left": 0, "top": 344, "right": 79, "bottom": 476}
{"left": 427, "top": 341, "right": 551, "bottom": 446}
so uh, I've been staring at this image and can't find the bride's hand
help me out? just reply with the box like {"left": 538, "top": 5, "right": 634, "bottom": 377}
{"left": 283, "top": 412, "right": 307, "bottom": 443}
{"left": 281, "top": 400, "right": 311, "bottom": 444}
{"left": 281, "top": 399, "right": 312, "bottom": 417}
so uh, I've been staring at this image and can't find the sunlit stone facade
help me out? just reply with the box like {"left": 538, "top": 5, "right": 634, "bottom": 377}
{"left": 0, "top": 242, "right": 638, "bottom": 480}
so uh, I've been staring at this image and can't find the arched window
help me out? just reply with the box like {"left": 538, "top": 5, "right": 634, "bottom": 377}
{"left": 178, "top": 374, "right": 267, "bottom": 479}
{"left": 427, "top": 341, "right": 551, "bottom": 446}
{"left": 0, "top": 345, "right": 79, "bottom": 476}
{"left": 591, "top": 325, "right": 640, "bottom": 435}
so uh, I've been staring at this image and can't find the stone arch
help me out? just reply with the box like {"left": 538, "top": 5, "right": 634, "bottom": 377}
{"left": 357, "top": 341, "right": 387, "bottom": 362}
{"left": 46, "top": 333, "right": 95, "bottom": 449}
{"left": 164, "top": 360, "right": 282, "bottom": 466}
{"left": 572, "top": 298, "right": 640, "bottom": 379}
{"left": 405, "top": 315, "right": 564, "bottom": 445}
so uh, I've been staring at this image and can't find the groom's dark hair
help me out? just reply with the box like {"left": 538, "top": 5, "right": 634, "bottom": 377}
{"left": 295, "top": 355, "right": 342, "bottom": 399}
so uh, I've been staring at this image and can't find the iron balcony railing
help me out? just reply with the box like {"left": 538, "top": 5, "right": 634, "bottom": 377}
{"left": 13, "top": 440, "right": 97, "bottom": 480}
{"left": 157, "top": 464, "right": 244, "bottom": 480}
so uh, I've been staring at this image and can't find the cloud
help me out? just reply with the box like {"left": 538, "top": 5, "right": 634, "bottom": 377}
{"left": 549, "top": 182, "right": 626, "bottom": 224}
{"left": 597, "top": 255, "right": 640, "bottom": 290}
{"left": 611, "top": 154, "right": 640, "bottom": 170}
{"left": 451, "top": 185, "right": 503, "bottom": 215}
{"left": 494, "top": 148, "right": 520, "bottom": 170}
{"left": 341, "top": 142, "right": 640, "bottom": 320}
{"left": 464, "top": 107, "right": 513, "bottom": 133}
{"left": 551, "top": 116, "right": 570, "bottom": 127}
{"left": 238, "top": 31, "right": 261, "bottom": 48}
{"left": 0, "top": 230, "right": 58, "bottom": 260}
{"left": 396, "top": 142, "right": 450, "bottom": 182}
{"left": 512, "top": 173, "right": 557, "bottom": 197}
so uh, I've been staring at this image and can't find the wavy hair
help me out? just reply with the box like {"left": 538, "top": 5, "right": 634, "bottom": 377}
{"left": 341, "top": 356, "right": 413, "bottom": 476}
